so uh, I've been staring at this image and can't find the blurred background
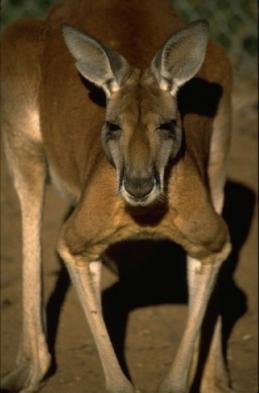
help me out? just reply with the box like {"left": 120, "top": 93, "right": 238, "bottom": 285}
{"left": 1, "top": 0, "right": 258, "bottom": 76}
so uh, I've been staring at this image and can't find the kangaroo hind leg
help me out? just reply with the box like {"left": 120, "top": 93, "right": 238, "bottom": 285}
{"left": 1, "top": 19, "right": 51, "bottom": 393}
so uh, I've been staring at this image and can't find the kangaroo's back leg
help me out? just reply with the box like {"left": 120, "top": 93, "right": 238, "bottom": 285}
{"left": 188, "top": 88, "right": 234, "bottom": 393}
{"left": 1, "top": 20, "right": 51, "bottom": 392}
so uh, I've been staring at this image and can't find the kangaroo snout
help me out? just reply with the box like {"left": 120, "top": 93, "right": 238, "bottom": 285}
{"left": 124, "top": 175, "right": 155, "bottom": 199}
{"left": 121, "top": 168, "right": 161, "bottom": 206}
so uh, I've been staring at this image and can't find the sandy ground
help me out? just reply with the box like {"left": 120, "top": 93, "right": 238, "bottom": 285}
{"left": 1, "top": 76, "right": 258, "bottom": 393}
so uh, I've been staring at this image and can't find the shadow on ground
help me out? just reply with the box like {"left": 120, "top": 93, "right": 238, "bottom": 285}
{"left": 44, "top": 179, "right": 255, "bottom": 391}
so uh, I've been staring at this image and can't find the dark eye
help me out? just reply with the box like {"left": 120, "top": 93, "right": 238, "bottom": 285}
{"left": 107, "top": 122, "right": 120, "bottom": 131}
{"left": 159, "top": 120, "right": 177, "bottom": 138}
{"left": 105, "top": 121, "right": 121, "bottom": 140}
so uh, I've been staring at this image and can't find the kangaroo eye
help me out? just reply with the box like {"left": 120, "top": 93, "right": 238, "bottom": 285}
{"left": 158, "top": 120, "right": 177, "bottom": 139}
{"left": 105, "top": 122, "right": 121, "bottom": 140}
{"left": 106, "top": 122, "right": 121, "bottom": 132}
{"left": 160, "top": 120, "right": 177, "bottom": 132}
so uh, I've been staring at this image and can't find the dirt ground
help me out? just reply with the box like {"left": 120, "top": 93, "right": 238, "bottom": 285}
{"left": 1, "top": 75, "right": 258, "bottom": 393}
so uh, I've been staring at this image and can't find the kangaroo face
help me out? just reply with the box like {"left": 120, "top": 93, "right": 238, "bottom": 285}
{"left": 63, "top": 20, "right": 208, "bottom": 206}
{"left": 102, "top": 70, "right": 182, "bottom": 206}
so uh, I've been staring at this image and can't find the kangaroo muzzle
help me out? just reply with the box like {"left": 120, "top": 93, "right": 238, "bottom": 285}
{"left": 120, "top": 168, "right": 161, "bottom": 206}
{"left": 124, "top": 175, "right": 155, "bottom": 200}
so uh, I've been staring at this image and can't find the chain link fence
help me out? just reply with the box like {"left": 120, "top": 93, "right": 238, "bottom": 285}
{"left": 172, "top": 0, "right": 258, "bottom": 76}
{"left": 1, "top": 0, "right": 258, "bottom": 76}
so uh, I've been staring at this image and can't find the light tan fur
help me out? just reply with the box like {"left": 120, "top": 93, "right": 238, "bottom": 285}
{"left": 1, "top": 1, "right": 233, "bottom": 392}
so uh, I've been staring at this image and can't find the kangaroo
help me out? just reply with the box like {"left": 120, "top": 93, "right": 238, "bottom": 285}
{"left": 1, "top": 0, "right": 233, "bottom": 392}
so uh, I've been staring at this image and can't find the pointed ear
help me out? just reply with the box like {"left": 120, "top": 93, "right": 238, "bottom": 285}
{"left": 62, "top": 25, "right": 129, "bottom": 97}
{"left": 151, "top": 20, "right": 209, "bottom": 95}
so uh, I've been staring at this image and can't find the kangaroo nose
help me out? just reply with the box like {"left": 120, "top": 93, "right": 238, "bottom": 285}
{"left": 124, "top": 176, "right": 154, "bottom": 199}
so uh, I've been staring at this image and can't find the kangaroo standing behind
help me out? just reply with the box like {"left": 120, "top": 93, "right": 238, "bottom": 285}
{"left": 1, "top": 0, "right": 233, "bottom": 392}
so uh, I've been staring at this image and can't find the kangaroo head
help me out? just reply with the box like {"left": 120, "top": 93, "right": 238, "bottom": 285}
{"left": 63, "top": 21, "right": 208, "bottom": 207}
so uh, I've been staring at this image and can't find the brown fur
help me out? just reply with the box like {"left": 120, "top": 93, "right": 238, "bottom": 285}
{"left": 1, "top": 1, "right": 233, "bottom": 392}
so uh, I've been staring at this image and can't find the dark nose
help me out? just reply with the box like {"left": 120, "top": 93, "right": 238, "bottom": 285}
{"left": 124, "top": 176, "right": 154, "bottom": 199}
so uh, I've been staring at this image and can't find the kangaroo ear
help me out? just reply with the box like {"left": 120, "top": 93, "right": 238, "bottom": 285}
{"left": 62, "top": 25, "right": 129, "bottom": 97}
{"left": 151, "top": 20, "right": 209, "bottom": 95}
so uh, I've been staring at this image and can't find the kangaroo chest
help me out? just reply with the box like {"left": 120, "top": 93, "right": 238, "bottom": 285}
{"left": 63, "top": 156, "right": 228, "bottom": 263}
